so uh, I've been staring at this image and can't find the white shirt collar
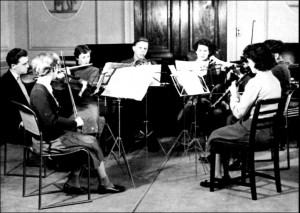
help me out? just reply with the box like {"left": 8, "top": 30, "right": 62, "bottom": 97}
{"left": 10, "top": 70, "right": 20, "bottom": 81}
{"left": 36, "top": 77, "right": 53, "bottom": 94}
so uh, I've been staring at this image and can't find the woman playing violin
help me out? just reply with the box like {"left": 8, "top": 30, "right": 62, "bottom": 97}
{"left": 178, "top": 39, "right": 236, "bottom": 137}
{"left": 30, "top": 52, "right": 125, "bottom": 195}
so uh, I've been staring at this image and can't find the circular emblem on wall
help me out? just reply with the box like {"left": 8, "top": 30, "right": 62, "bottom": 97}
{"left": 43, "top": 0, "right": 83, "bottom": 20}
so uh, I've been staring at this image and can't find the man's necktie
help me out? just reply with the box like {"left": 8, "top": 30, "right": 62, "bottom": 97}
{"left": 17, "top": 76, "right": 30, "bottom": 104}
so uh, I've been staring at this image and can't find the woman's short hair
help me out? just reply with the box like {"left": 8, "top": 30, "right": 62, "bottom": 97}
{"left": 243, "top": 43, "right": 276, "bottom": 71}
{"left": 31, "top": 52, "right": 60, "bottom": 77}
{"left": 74, "top": 44, "right": 91, "bottom": 59}
{"left": 133, "top": 37, "right": 149, "bottom": 46}
{"left": 6, "top": 48, "right": 28, "bottom": 68}
{"left": 263, "top": 39, "right": 285, "bottom": 54}
{"left": 192, "top": 39, "right": 218, "bottom": 57}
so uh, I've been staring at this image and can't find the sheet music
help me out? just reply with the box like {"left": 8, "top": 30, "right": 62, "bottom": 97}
{"left": 143, "top": 65, "right": 161, "bottom": 86}
{"left": 102, "top": 62, "right": 133, "bottom": 85}
{"left": 101, "top": 66, "right": 154, "bottom": 101}
{"left": 169, "top": 65, "right": 210, "bottom": 96}
{"left": 175, "top": 60, "right": 209, "bottom": 77}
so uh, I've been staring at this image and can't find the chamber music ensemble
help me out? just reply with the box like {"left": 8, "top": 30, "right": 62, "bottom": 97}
{"left": 0, "top": 35, "right": 298, "bottom": 196}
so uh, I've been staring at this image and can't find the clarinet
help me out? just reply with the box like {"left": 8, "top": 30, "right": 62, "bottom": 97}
{"left": 211, "top": 70, "right": 252, "bottom": 108}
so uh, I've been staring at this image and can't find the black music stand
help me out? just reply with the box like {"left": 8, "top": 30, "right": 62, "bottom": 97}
{"left": 92, "top": 77, "right": 127, "bottom": 176}
{"left": 165, "top": 65, "right": 210, "bottom": 177}
{"left": 107, "top": 98, "right": 135, "bottom": 188}
{"left": 93, "top": 73, "right": 116, "bottom": 149}
{"left": 100, "top": 97, "right": 116, "bottom": 152}
{"left": 136, "top": 86, "right": 167, "bottom": 158}
{"left": 181, "top": 97, "right": 210, "bottom": 177}
{"left": 100, "top": 63, "right": 155, "bottom": 188}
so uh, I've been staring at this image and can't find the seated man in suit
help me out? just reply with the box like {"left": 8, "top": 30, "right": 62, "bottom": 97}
{"left": 0, "top": 48, "right": 31, "bottom": 145}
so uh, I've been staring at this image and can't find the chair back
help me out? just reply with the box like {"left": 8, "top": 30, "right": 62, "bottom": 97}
{"left": 249, "top": 98, "right": 283, "bottom": 148}
{"left": 11, "top": 101, "right": 41, "bottom": 137}
{"left": 283, "top": 83, "right": 299, "bottom": 117}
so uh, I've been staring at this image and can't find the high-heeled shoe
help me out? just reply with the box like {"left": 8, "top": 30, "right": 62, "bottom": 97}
{"left": 63, "top": 183, "right": 88, "bottom": 195}
{"left": 97, "top": 184, "right": 126, "bottom": 194}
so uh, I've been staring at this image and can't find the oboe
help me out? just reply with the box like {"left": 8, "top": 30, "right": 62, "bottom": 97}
{"left": 211, "top": 70, "right": 252, "bottom": 108}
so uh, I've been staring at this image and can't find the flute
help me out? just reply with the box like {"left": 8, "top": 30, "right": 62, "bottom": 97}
{"left": 211, "top": 71, "right": 252, "bottom": 108}
{"left": 67, "top": 63, "right": 93, "bottom": 70}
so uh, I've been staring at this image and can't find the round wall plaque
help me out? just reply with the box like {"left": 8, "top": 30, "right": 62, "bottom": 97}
{"left": 43, "top": 0, "right": 83, "bottom": 20}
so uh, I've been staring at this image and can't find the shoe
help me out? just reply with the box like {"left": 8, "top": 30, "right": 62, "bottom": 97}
{"left": 98, "top": 184, "right": 126, "bottom": 194}
{"left": 200, "top": 179, "right": 225, "bottom": 189}
{"left": 200, "top": 176, "right": 230, "bottom": 189}
{"left": 228, "top": 159, "right": 241, "bottom": 171}
{"left": 63, "top": 183, "right": 88, "bottom": 195}
{"left": 198, "top": 154, "right": 212, "bottom": 164}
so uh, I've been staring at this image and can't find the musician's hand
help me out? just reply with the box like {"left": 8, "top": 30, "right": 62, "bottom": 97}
{"left": 209, "top": 55, "right": 234, "bottom": 68}
{"left": 78, "top": 80, "right": 88, "bottom": 97}
{"left": 56, "top": 72, "right": 65, "bottom": 79}
{"left": 75, "top": 117, "right": 84, "bottom": 127}
{"left": 66, "top": 67, "right": 71, "bottom": 75}
{"left": 229, "top": 80, "right": 238, "bottom": 95}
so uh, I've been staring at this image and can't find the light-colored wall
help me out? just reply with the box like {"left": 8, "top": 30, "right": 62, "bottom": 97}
{"left": 1, "top": 0, "right": 134, "bottom": 76}
{"left": 227, "top": 1, "right": 299, "bottom": 61}
{"left": 1, "top": 1, "right": 299, "bottom": 76}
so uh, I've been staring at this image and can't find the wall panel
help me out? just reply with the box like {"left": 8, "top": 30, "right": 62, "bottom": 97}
{"left": 28, "top": 1, "right": 97, "bottom": 52}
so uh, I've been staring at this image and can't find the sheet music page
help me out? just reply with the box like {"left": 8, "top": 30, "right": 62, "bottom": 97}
{"left": 171, "top": 68, "right": 210, "bottom": 96}
{"left": 93, "top": 62, "right": 133, "bottom": 94}
{"left": 168, "top": 65, "right": 177, "bottom": 75}
{"left": 175, "top": 60, "right": 208, "bottom": 77}
{"left": 141, "top": 64, "right": 161, "bottom": 86}
{"left": 101, "top": 66, "right": 153, "bottom": 101}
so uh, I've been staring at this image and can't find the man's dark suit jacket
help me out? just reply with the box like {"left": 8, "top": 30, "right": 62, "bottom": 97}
{"left": 0, "top": 70, "right": 31, "bottom": 145}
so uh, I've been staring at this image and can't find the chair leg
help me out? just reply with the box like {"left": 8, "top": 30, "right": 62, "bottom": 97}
{"left": 4, "top": 143, "right": 7, "bottom": 174}
{"left": 210, "top": 151, "right": 216, "bottom": 192}
{"left": 23, "top": 146, "right": 26, "bottom": 197}
{"left": 221, "top": 153, "right": 230, "bottom": 179}
{"left": 273, "top": 147, "right": 282, "bottom": 193}
{"left": 241, "top": 153, "right": 247, "bottom": 184}
{"left": 285, "top": 126, "right": 290, "bottom": 170}
{"left": 248, "top": 153, "right": 257, "bottom": 200}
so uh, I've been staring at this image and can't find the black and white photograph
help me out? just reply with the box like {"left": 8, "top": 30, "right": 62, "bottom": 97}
{"left": 0, "top": 1, "right": 299, "bottom": 212}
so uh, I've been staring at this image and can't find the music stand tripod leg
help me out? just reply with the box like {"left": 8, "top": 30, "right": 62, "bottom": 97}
{"left": 181, "top": 99, "right": 209, "bottom": 178}
{"left": 175, "top": 96, "right": 192, "bottom": 155}
{"left": 137, "top": 91, "right": 166, "bottom": 156}
{"left": 108, "top": 98, "right": 135, "bottom": 188}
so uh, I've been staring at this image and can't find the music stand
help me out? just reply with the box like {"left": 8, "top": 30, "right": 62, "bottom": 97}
{"left": 101, "top": 63, "right": 154, "bottom": 188}
{"left": 136, "top": 70, "right": 167, "bottom": 158}
{"left": 92, "top": 73, "right": 128, "bottom": 176}
{"left": 166, "top": 65, "right": 210, "bottom": 177}
{"left": 101, "top": 97, "right": 116, "bottom": 150}
{"left": 181, "top": 97, "right": 210, "bottom": 177}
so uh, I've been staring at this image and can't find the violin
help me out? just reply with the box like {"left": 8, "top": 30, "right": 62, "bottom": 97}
{"left": 20, "top": 67, "right": 38, "bottom": 84}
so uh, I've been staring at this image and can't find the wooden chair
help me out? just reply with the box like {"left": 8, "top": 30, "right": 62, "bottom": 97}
{"left": 281, "top": 83, "right": 299, "bottom": 169}
{"left": 209, "top": 98, "right": 283, "bottom": 200}
{"left": 255, "top": 84, "right": 299, "bottom": 170}
{"left": 12, "top": 101, "right": 92, "bottom": 210}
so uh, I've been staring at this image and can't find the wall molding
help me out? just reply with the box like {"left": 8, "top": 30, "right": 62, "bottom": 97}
{"left": 1, "top": 1, "right": 12, "bottom": 52}
{"left": 28, "top": 1, "right": 97, "bottom": 51}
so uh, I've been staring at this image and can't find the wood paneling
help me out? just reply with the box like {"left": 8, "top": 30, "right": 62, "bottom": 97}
{"left": 134, "top": 0, "right": 227, "bottom": 60}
